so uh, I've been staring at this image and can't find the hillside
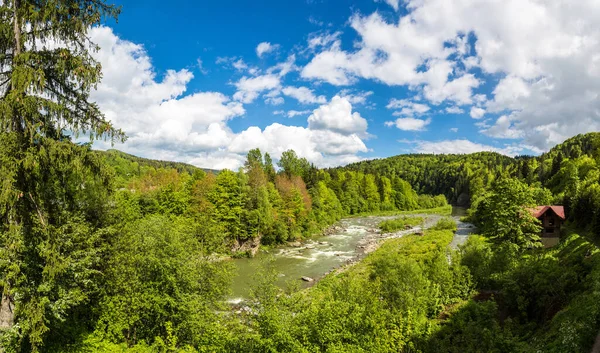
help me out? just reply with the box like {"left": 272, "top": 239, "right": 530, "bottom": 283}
{"left": 337, "top": 132, "right": 600, "bottom": 208}
{"left": 95, "top": 149, "right": 218, "bottom": 187}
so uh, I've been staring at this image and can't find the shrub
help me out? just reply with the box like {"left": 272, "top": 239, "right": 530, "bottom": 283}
{"left": 431, "top": 217, "right": 457, "bottom": 231}
{"left": 378, "top": 216, "right": 424, "bottom": 233}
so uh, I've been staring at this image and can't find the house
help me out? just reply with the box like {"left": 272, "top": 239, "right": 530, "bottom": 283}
{"left": 529, "top": 206, "right": 565, "bottom": 247}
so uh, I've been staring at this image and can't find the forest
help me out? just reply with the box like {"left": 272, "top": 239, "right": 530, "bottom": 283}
{"left": 2, "top": 0, "right": 600, "bottom": 352}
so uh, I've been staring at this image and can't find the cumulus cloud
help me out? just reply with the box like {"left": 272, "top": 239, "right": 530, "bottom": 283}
{"left": 385, "top": 117, "right": 431, "bottom": 131}
{"left": 481, "top": 115, "right": 524, "bottom": 139}
{"left": 302, "top": 0, "right": 600, "bottom": 149}
{"left": 282, "top": 86, "right": 327, "bottom": 104}
{"left": 89, "top": 27, "right": 369, "bottom": 170}
{"left": 470, "top": 107, "right": 486, "bottom": 119}
{"left": 233, "top": 74, "right": 281, "bottom": 103}
{"left": 256, "top": 42, "right": 279, "bottom": 57}
{"left": 301, "top": 12, "right": 480, "bottom": 104}
{"left": 387, "top": 99, "right": 430, "bottom": 116}
{"left": 307, "top": 95, "right": 369, "bottom": 136}
{"left": 228, "top": 123, "right": 368, "bottom": 166}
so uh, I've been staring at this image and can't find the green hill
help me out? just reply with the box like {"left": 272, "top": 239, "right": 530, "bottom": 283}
{"left": 95, "top": 149, "right": 218, "bottom": 187}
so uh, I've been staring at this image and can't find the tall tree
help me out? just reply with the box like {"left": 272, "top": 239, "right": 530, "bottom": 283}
{"left": 263, "top": 152, "right": 276, "bottom": 182}
{"left": 0, "top": 1, "right": 123, "bottom": 350}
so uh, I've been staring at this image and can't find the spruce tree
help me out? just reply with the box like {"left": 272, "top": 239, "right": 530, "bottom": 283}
{"left": 0, "top": 1, "right": 123, "bottom": 350}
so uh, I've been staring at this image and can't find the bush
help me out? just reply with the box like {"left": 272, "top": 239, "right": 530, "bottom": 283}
{"left": 431, "top": 217, "right": 457, "bottom": 231}
{"left": 378, "top": 216, "right": 424, "bottom": 233}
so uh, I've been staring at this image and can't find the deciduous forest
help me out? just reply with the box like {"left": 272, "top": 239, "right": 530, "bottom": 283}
{"left": 2, "top": 1, "right": 600, "bottom": 352}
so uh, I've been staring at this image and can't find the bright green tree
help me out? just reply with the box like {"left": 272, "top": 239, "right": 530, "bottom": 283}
{"left": 209, "top": 170, "right": 248, "bottom": 243}
{"left": 0, "top": 1, "right": 124, "bottom": 350}
{"left": 98, "top": 215, "right": 232, "bottom": 348}
{"left": 474, "top": 179, "right": 542, "bottom": 249}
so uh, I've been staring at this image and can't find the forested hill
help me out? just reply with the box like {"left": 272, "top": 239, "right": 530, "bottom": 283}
{"left": 95, "top": 149, "right": 218, "bottom": 187}
{"left": 338, "top": 151, "right": 515, "bottom": 206}
{"left": 337, "top": 132, "right": 600, "bottom": 208}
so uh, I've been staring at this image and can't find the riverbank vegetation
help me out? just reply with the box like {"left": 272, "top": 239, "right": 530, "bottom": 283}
{"left": 378, "top": 216, "right": 424, "bottom": 233}
{"left": 4, "top": 0, "right": 600, "bottom": 351}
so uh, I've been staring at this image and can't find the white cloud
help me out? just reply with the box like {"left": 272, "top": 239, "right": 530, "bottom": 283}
{"left": 307, "top": 95, "right": 368, "bottom": 136}
{"left": 301, "top": 12, "right": 479, "bottom": 104}
{"left": 281, "top": 86, "right": 327, "bottom": 104}
{"left": 387, "top": 99, "right": 430, "bottom": 116}
{"left": 385, "top": 117, "right": 431, "bottom": 131}
{"left": 256, "top": 42, "right": 279, "bottom": 57}
{"left": 307, "top": 31, "right": 342, "bottom": 50}
{"left": 89, "top": 27, "right": 244, "bottom": 159}
{"left": 196, "top": 58, "right": 207, "bottom": 74}
{"left": 233, "top": 59, "right": 248, "bottom": 71}
{"left": 470, "top": 107, "right": 486, "bottom": 119}
{"left": 450, "top": 127, "right": 459, "bottom": 132}
{"left": 481, "top": 115, "right": 524, "bottom": 139}
{"left": 233, "top": 74, "right": 281, "bottom": 103}
{"left": 338, "top": 90, "right": 373, "bottom": 105}
{"left": 382, "top": 0, "right": 400, "bottom": 11}
{"left": 228, "top": 123, "right": 368, "bottom": 166}
{"left": 286, "top": 110, "right": 312, "bottom": 118}
{"left": 445, "top": 106, "right": 464, "bottom": 114}
{"left": 302, "top": 0, "right": 600, "bottom": 149}
{"left": 89, "top": 27, "right": 369, "bottom": 170}
{"left": 265, "top": 96, "right": 284, "bottom": 105}
{"left": 267, "top": 55, "right": 297, "bottom": 77}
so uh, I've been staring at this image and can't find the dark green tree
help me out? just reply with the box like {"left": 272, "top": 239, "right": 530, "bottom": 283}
{"left": 0, "top": 0, "right": 124, "bottom": 350}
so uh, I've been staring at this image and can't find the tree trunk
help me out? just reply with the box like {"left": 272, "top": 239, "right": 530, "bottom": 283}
{"left": 0, "top": 294, "right": 14, "bottom": 330}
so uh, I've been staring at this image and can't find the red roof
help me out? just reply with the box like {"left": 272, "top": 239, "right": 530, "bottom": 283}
{"left": 529, "top": 205, "right": 565, "bottom": 220}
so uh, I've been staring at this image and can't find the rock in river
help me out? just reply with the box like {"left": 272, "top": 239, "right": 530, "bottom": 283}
{"left": 301, "top": 276, "right": 314, "bottom": 282}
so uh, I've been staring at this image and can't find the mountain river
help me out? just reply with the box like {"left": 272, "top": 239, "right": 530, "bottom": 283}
{"left": 229, "top": 207, "right": 473, "bottom": 301}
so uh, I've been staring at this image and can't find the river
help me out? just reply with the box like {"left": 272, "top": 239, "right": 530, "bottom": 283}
{"left": 229, "top": 206, "right": 472, "bottom": 301}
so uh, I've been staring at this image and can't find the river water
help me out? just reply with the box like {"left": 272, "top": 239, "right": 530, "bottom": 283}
{"left": 229, "top": 207, "right": 471, "bottom": 301}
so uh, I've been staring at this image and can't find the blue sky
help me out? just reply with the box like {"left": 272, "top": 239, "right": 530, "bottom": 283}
{"left": 89, "top": 0, "right": 600, "bottom": 169}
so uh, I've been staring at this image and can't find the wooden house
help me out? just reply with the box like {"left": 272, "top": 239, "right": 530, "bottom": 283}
{"left": 529, "top": 206, "right": 565, "bottom": 247}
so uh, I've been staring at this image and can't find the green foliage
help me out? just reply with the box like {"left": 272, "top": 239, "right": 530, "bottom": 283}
{"left": 0, "top": 0, "right": 124, "bottom": 350}
{"left": 431, "top": 217, "right": 458, "bottom": 231}
{"left": 444, "top": 233, "right": 600, "bottom": 352}
{"left": 96, "top": 215, "right": 232, "bottom": 348}
{"left": 473, "top": 179, "right": 542, "bottom": 249}
{"left": 234, "top": 229, "right": 472, "bottom": 352}
{"left": 378, "top": 216, "right": 423, "bottom": 233}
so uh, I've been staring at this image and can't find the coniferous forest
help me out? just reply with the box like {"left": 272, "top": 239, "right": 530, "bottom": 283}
{"left": 3, "top": 1, "right": 600, "bottom": 353}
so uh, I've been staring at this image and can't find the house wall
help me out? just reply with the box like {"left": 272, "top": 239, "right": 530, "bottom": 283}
{"left": 538, "top": 212, "right": 562, "bottom": 237}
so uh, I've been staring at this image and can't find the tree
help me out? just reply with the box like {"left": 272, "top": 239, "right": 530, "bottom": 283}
{"left": 0, "top": 1, "right": 124, "bottom": 350}
{"left": 209, "top": 170, "right": 247, "bottom": 242}
{"left": 278, "top": 150, "right": 310, "bottom": 180}
{"left": 98, "top": 215, "right": 232, "bottom": 348}
{"left": 474, "top": 179, "right": 542, "bottom": 250}
{"left": 245, "top": 148, "right": 264, "bottom": 170}
{"left": 263, "top": 152, "right": 276, "bottom": 183}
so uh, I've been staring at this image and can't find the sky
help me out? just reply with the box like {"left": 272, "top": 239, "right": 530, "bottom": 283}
{"left": 88, "top": 0, "right": 600, "bottom": 170}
